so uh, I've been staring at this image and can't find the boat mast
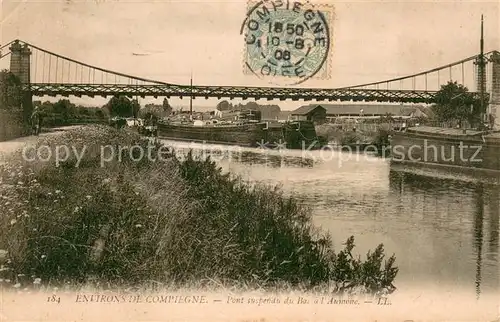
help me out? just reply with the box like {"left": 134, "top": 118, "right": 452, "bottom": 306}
{"left": 475, "top": 15, "right": 487, "bottom": 124}
{"left": 190, "top": 72, "right": 193, "bottom": 120}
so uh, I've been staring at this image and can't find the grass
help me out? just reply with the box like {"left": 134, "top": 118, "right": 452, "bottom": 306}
{"left": 0, "top": 125, "right": 398, "bottom": 294}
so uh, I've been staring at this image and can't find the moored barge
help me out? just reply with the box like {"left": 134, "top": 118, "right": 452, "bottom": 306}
{"left": 156, "top": 120, "right": 324, "bottom": 149}
{"left": 390, "top": 126, "right": 500, "bottom": 180}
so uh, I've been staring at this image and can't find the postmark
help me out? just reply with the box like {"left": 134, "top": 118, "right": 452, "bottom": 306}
{"left": 241, "top": 0, "right": 333, "bottom": 85}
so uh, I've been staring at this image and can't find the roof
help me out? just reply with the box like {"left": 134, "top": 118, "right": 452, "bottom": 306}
{"left": 290, "top": 105, "right": 326, "bottom": 115}
{"left": 292, "top": 104, "right": 423, "bottom": 116}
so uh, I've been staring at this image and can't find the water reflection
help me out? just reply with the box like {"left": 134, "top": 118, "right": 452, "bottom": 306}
{"left": 473, "top": 184, "right": 484, "bottom": 299}
{"left": 235, "top": 151, "right": 315, "bottom": 168}
{"left": 389, "top": 171, "right": 499, "bottom": 297}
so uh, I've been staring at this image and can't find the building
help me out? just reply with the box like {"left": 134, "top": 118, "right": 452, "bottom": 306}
{"left": 291, "top": 104, "right": 427, "bottom": 123}
{"left": 290, "top": 105, "right": 327, "bottom": 123}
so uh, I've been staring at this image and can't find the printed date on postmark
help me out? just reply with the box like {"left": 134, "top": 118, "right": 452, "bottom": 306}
{"left": 241, "top": 0, "right": 333, "bottom": 85}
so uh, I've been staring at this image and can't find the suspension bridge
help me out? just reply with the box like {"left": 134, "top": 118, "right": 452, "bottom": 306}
{"left": 0, "top": 38, "right": 499, "bottom": 107}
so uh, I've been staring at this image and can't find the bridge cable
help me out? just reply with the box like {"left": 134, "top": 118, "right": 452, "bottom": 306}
{"left": 337, "top": 51, "right": 495, "bottom": 90}
{"left": 48, "top": 55, "right": 51, "bottom": 83}
{"left": 20, "top": 40, "right": 173, "bottom": 85}
{"left": 0, "top": 40, "right": 15, "bottom": 52}
{"left": 34, "top": 49, "right": 38, "bottom": 83}
{"left": 55, "top": 57, "right": 59, "bottom": 83}
{"left": 42, "top": 51, "right": 46, "bottom": 83}
{"left": 0, "top": 52, "right": 11, "bottom": 60}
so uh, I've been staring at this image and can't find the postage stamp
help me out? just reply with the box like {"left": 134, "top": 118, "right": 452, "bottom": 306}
{"left": 241, "top": 0, "right": 334, "bottom": 85}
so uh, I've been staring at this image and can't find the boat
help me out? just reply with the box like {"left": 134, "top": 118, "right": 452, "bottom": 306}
{"left": 156, "top": 119, "right": 324, "bottom": 149}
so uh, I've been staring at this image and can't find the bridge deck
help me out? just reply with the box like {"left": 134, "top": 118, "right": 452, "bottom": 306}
{"left": 23, "top": 83, "right": 487, "bottom": 104}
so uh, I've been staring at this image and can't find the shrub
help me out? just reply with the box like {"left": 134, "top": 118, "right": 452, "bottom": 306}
{"left": 0, "top": 125, "right": 398, "bottom": 293}
{"left": 340, "top": 131, "right": 362, "bottom": 146}
{"left": 372, "top": 128, "right": 392, "bottom": 157}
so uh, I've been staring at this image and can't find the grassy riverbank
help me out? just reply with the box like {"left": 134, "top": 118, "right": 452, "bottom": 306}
{"left": 0, "top": 125, "right": 398, "bottom": 293}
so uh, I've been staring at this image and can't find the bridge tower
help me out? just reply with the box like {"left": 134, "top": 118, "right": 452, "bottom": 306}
{"left": 9, "top": 40, "right": 33, "bottom": 123}
{"left": 490, "top": 51, "right": 500, "bottom": 130}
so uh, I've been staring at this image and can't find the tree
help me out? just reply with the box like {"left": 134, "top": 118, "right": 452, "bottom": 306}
{"left": 53, "top": 99, "right": 76, "bottom": 120}
{"left": 162, "top": 98, "right": 172, "bottom": 115}
{"left": 95, "top": 109, "right": 106, "bottom": 119}
{"left": 0, "top": 70, "right": 24, "bottom": 139}
{"left": 0, "top": 70, "right": 22, "bottom": 111}
{"left": 216, "top": 100, "right": 232, "bottom": 111}
{"left": 131, "top": 99, "right": 141, "bottom": 118}
{"left": 432, "top": 81, "right": 483, "bottom": 128}
{"left": 104, "top": 96, "right": 135, "bottom": 117}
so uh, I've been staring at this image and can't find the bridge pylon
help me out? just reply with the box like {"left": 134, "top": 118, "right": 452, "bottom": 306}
{"left": 9, "top": 40, "right": 33, "bottom": 124}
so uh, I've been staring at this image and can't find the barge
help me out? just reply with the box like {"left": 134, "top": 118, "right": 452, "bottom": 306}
{"left": 156, "top": 120, "right": 324, "bottom": 149}
{"left": 390, "top": 126, "right": 500, "bottom": 180}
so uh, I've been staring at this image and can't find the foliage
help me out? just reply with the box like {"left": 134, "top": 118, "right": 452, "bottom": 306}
{"left": 340, "top": 131, "right": 363, "bottom": 146}
{"left": 33, "top": 100, "right": 108, "bottom": 127}
{"left": 140, "top": 106, "right": 166, "bottom": 119}
{"left": 372, "top": 128, "right": 391, "bottom": 157}
{"left": 0, "top": 125, "right": 398, "bottom": 293}
{"left": 52, "top": 99, "right": 76, "bottom": 119}
{"left": 162, "top": 98, "right": 171, "bottom": 112}
{"left": 104, "top": 96, "right": 140, "bottom": 118}
{"left": 431, "top": 81, "right": 484, "bottom": 127}
{"left": 0, "top": 70, "right": 25, "bottom": 140}
{"left": 0, "top": 70, "right": 22, "bottom": 111}
{"left": 139, "top": 99, "right": 172, "bottom": 119}
{"left": 131, "top": 99, "right": 140, "bottom": 118}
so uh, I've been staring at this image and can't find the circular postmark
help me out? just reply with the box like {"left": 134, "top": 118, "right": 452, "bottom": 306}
{"left": 241, "top": 0, "right": 331, "bottom": 85}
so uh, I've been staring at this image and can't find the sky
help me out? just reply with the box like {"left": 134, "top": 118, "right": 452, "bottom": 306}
{"left": 1, "top": 0, "right": 499, "bottom": 110}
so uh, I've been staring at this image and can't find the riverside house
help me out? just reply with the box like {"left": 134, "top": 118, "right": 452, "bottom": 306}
{"left": 291, "top": 104, "right": 427, "bottom": 124}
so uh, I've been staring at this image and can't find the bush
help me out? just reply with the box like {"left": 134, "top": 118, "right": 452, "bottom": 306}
{"left": 0, "top": 125, "right": 398, "bottom": 293}
{"left": 372, "top": 128, "right": 392, "bottom": 157}
{"left": 340, "top": 131, "right": 363, "bottom": 146}
{"left": 0, "top": 110, "right": 26, "bottom": 142}
{"left": 39, "top": 112, "right": 107, "bottom": 127}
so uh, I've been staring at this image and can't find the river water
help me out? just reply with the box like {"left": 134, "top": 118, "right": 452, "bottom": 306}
{"left": 162, "top": 139, "right": 499, "bottom": 301}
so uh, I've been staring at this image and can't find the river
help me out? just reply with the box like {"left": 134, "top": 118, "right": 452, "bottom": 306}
{"left": 162, "top": 139, "right": 499, "bottom": 301}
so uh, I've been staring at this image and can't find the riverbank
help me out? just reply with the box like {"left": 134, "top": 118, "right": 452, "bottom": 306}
{"left": 0, "top": 125, "right": 398, "bottom": 293}
{"left": 316, "top": 123, "right": 391, "bottom": 156}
